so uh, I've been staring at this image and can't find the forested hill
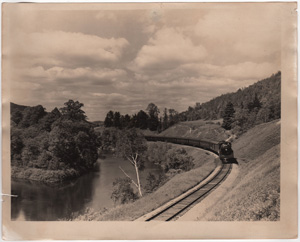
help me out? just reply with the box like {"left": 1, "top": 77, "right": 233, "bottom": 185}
{"left": 180, "top": 71, "right": 281, "bottom": 133}
{"left": 11, "top": 102, "right": 28, "bottom": 112}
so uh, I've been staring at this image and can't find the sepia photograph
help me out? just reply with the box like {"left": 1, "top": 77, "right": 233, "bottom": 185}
{"left": 2, "top": 2, "right": 297, "bottom": 240}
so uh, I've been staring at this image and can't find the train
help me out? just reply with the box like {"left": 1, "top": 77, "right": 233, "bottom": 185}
{"left": 144, "top": 136, "right": 234, "bottom": 163}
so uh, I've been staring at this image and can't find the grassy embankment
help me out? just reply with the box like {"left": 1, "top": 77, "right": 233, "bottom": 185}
{"left": 197, "top": 119, "right": 280, "bottom": 221}
{"left": 159, "top": 119, "right": 232, "bottom": 141}
{"left": 74, "top": 143, "right": 217, "bottom": 221}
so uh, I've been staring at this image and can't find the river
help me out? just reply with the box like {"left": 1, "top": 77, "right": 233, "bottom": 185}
{"left": 11, "top": 154, "right": 162, "bottom": 221}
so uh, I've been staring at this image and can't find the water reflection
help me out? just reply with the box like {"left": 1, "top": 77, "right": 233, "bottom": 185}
{"left": 11, "top": 155, "right": 162, "bottom": 221}
{"left": 11, "top": 168, "right": 98, "bottom": 221}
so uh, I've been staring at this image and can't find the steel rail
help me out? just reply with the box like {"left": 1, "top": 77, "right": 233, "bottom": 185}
{"left": 146, "top": 163, "right": 232, "bottom": 221}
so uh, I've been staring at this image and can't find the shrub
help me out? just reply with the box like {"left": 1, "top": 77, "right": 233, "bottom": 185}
{"left": 111, "top": 178, "right": 139, "bottom": 204}
{"left": 163, "top": 148, "right": 194, "bottom": 172}
{"left": 144, "top": 172, "right": 166, "bottom": 193}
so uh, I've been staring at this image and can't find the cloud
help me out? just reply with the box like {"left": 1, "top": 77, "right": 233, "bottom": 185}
{"left": 133, "top": 59, "right": 278, "bottom": 88}
{"left": 126, "top": 59, "right": 279, "bottom": 114}
{"left": 7, "top": 6, "right": 282, "bottom": 121}
{"left": 131, "top": 28, "right": 206, "bottom": 71}
{"left": 95, "top": 12, "right": 117, "bottom": 21}
{"left": 194, "top": 6, "right": 280, "bottom": 64}
{"left": 181, "top": 61, "right": 279, "bottom": 81}
{"left": 18, "top": 66, "right": 128, "bottom": 85}
{"left": 12, "top": 31, "right": 129, "bottom": 68}
{"left": 90, "top": 92, "right": 145, "bottom": 115}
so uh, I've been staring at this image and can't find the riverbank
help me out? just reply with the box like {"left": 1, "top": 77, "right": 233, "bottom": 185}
{"left": 11, "top": 166, "right": 82, "bottom": 184}
{"left": 73, "top": 145, "right": 217, "bottom": 221}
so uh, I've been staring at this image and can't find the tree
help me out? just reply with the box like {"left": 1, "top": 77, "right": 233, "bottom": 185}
{"left": 168, "top": 109, "right": 179, "bottom": 126}
{"left": 59, "top": 100, "right": 87, "bottom": 121}
{"left": 104, "top": 111, "right": 114, "bottom": 127}
{"left": 136, "top": 110, "right": 148, "bottom": 129}
{"left": 49, "top": 120, "right": 99, "bottom": 170}
{"left": 113, "top": 112, "right": 121, "bottom": 128}
{"left": 111, "top": 178, "right": 138, "bottom": 204}
{"left": 195, "top": 102, "right": 201, "bottom": 110}
{"left": 147, "top": 142, "right": 172, "bottom": 166}
{"left": 11, "top": 128, "right": 24, "bottom": 165}
{"left": 144, "top": 172, "right": 165, "bottom": 193}
{"left": 146, "top": 103, "right": 160, "bottom": 117}
{"left": 162, "top": 108, "right": 169, "bottom": 130}
{"left": 115, "top": 129, "right": 147, "bottom": 197}
{"left": 163, "top": 148, "right": 194, "bottom": 172}
{"left": 129, "top": 114, "right": 138, "bottom": 128}
{"left": 222, "top": 102, "right": 235, "bottom": 130}
{"left": 11, "top": 110, "right": 23, "bottom": 125}
{"left": 146, "top": 103, "right": 160, "bottom": 131}
{"left": 19, "top": 105, "right": 46, "bottom": 128}
{"left": 248, "top": 93, "right": 262, "bottom": 112}
{"left": 120, "top": 114, "right": 131, "bottom": 129}
{"left": 39, "top": 107, "right": 61, "bottom": 131}
{"left": 99, "top": 128, "right": 118, "bottom": 151}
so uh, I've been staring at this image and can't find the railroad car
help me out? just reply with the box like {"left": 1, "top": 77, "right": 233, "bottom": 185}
{"left": 144, "top": 135, "right": 234, "bottom": 163}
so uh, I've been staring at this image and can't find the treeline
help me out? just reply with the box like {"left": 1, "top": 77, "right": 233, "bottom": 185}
{"left": 11, "top": 100, "right": 99, "bottom": 183}
{"left": 180, "top": 71, "right": 281, "bottom": 133}
{"left": 104, "top": 103, "right": 180, "bottom": 132}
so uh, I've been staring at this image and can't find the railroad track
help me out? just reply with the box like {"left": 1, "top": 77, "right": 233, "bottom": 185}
{"left": 145, "top": 163, "right": 232, "bottom": 221}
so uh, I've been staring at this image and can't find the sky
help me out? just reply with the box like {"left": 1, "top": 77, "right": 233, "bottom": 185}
{"left": 5, "top": 3, "right": 281, "bottom": 121}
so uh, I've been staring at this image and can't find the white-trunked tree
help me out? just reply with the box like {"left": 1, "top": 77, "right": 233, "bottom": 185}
{"left": 116, "top": 129, "right": 147, "bottom": 197}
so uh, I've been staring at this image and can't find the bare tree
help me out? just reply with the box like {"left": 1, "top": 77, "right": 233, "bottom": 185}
{"left": 116, "top": 129, "right": 147, "bottom": 197}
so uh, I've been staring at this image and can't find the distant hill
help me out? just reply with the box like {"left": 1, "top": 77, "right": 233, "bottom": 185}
{"left": 179, "top": 71, "right": 280, "bottom": 134}
{"left": 180, "top": 71, "right": 281, "bottom": 121}
{"left": 91, "top": 121, "right": 104, "bottom": 127}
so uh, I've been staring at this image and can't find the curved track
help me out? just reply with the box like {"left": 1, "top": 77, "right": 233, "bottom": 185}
{"left": 146, "top": 163, "right": 232, "bottom": 221}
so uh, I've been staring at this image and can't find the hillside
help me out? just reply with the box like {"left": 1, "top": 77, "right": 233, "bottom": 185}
{"left": 181, "top": 71, "right": 280, "bottom": 120}
{"left": 11, "top": 102, "right": 28, "bottom": 112}
{"left": 193, "top": 119, "right": 280, "bottom": 221}
{"left": 159, "top": 119, "right": 231, "bottom": 142}
{"left": 179, "top": 72, "right": 280, "bottom": 135}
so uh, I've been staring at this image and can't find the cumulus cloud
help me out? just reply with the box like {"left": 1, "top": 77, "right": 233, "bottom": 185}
{"left": 12, "top": 31, "right": 129, "bottom": 68}
{"left": 95, "top": 12, "right": 117, "bottom": 21}
{"left": 90, "top": 92, "right": 146, "bottom": 116}
{"left": 7, "top": 6, "right": 282, "bottom": 121}
{"left": 181, "top": 61, "right": 279, "bottom": 81}
{"left": 14, "top": 66, "right": 128, "bottom": 90}
{"left": 127, "top": 59, "right": 279, "bottom": 113}
{"left": 194, "top": 6, "right": 280, "bottom": 64}
{"left": 133, "top": 59, "right": 278, "bottom": 88}
{"left": 131, "top": 28, "right": 206, "bottom": 71}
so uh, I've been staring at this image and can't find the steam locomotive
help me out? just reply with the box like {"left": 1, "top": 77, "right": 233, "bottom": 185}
{"left": 144, "top": 136, "right": 234, "bottom": 163}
